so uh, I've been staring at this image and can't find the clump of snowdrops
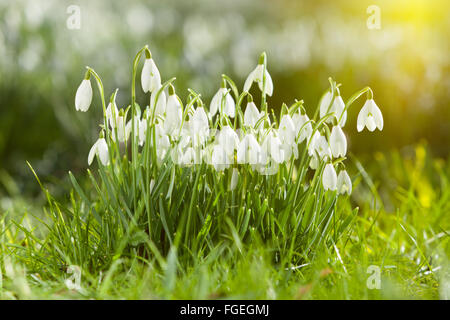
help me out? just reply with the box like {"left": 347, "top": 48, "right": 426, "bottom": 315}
{"left": 46, "top": 45, "right": 384, "bottom": 269}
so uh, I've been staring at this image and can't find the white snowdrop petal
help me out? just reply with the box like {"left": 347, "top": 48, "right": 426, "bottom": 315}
{"left": 330, "top": 126, "right": 347, "bottom": 158}
{"left": 333, "top": 96, "right": 346, "bottom": 126}
{"left": 97, "top": 138, "right": 109, "bottom": 165}
{"left": 149, "top": 59, "right": 161, "bottom": 93}
{"left": 75, "top": 79, "right": 93, "bottom": 112}
{"left": 322, "top": 163, "right": 337, "bottom": 191}
{"left": 164, "top": 95, "right": 183, "bottom": 135}
{"left": 263, "top": 69, "right": 273, "bottom": 96}
{"left": 319, "top": 91, "right": 333, "bottom": 119}
{"left": 153, "top": 90, "right": 167, "bottom": 117}
{"left": 366, "top": 115, "right": 376, "bottom": 132}
{"left": 224, "top": 93, "right": 236, "bottom": 118}
{"left": 243, "top": 68, "right": 257, "bottom": 92}
{"left": 244, "top": 102, "right": 260, "bottom": 127}
{"left": 337, "top": 170, "right": 352, "bottom": 195}
{"left": 141, "top": 58, "right": 152, "bottom": 93}
{"left": 209, "top": 89, "right": 222, "bottom": 117}
{"left": 87, "top": 140, "right": 98, "bottom": 165}
{"left": 237, "top": 134, "right": 260, "bottom": 164}
{"left": 370, "top": 100, "right": 384, "bottom": 130}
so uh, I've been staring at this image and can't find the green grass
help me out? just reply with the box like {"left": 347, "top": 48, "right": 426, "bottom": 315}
{"left": 0, "top": 145, "right": 448, "bottom": 300}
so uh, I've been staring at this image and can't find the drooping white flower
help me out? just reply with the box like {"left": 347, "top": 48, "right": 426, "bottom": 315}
{"left": 278, "top": 114, "right": 296, "bottom": 146}
{"left": 88, "top": 137, "right": 109, "bottom": 166}
{"left": 260, "top": 130, "right": 284, "bottom": 164}
{"left": 308, "top": 131, "right": 321, "bottom": 156}
{"left": 211, "top": 144, "right": 233, "bottom": 171}
{"left": 357, "top": 99, "right": 383, "bottom": 132}
{"left": 217, "top": 125, "right": 239, "bottom": 156}
{"left": 330, "top": 125, "right": 347, "bottom": 158}
{"left": 322, "top": 163, "right": 337, "bottom": 191}
{"left": 316, "top": 135, "right": 332, "bottom": 160}
{"left": 106, "top": 96, "right": 119, "bottom": 128}
{"left": 126, "top": 113, "right": 142, "bottom": 144}
{"left": 230, "top": 168, "right": 239, "bottom": 191}
{"left": 75, "top": 79, "right": 93, "bottom": 112}
{"left": 111, "top": 112, "right": 130, "bottom": 143}
{"left": 308, "top": 131, "right": 331, "bottom": 160}
{"left": 255, "top": 111, "right": 271, "bottom": 133}
{"left": 154, "top": 123, "right": 170, "bottom": 162}
{"left": 191, "top": 107, "right": 209, "bottom": 131}
{"left": 182, "top": 147, "right": 201, "bottom": 166}
{"left": 164, "top": 93, "right": 183, "bottom": 135}
{"left": 243, "top": 57, "right": 273, "bottom": 96}
{"left": 319, "top": 91, "right": 333, "bottom": 119}
{"left": 237, "top": 134, "right": 261, "bottom": 164}
{"left": 141, "top": 56, "right": 161, "bottom": 93}
{"left": 292, "top": 112, "right": 312, "bottom": 143}
{"left": 190, "top": 107, "right": 210, "bottom": 147}
{"left": 337, "top": 170, "right": 352, "bottom": 195}
{"left": 209, "top": 87, "right": 235, "bottom": 118}
{"left": 243, "top": 101, "right": 261, "bottom": 128}
{"left": 138, "top": 118, "right": 147, "bottom": 146}
{"left": 319, "top": 91, "right": 347, "bottom": 126}
{"left": 309, "top": 155, "right": 319, "bottom": 170}
{"left": 150, "top": 86, "right": 167, "bottom": 118}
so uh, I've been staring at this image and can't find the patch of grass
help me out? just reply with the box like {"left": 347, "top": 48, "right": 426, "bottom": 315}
{"left": 1, "top": 146, "right": 448, "bottom": 299}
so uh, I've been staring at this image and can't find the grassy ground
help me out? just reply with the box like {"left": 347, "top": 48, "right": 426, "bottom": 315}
{"left": 0, "top": 144, "right": 448, "bottom": 300}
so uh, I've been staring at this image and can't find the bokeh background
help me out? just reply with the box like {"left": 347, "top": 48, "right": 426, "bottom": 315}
{"left": 0, "top": 0, "right": 449, "bottom": 200}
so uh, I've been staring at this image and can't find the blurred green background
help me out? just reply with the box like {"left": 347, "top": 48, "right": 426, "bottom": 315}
{"left": 0, "top": 0, "right": 449, "bottom": 198}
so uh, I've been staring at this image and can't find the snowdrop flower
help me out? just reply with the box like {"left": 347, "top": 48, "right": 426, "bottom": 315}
{"left": 106, "top": 95, "right": 119, "bottom": 128}
{"left": 316, "top": 135, "right": 332, "bottom": 160}
{"left": 319, "top": 91, "right": 347, "bottom": 126}
{"left": 308, "top": 132, "right": 331, "bottom": 160}
{"left": 191, "top": 107, "right": 209, "bottom": 131}
{"left": 88, "top": 133, "right": 109, "bottom": 166}
{"left": 182, "top": 147, "right": 201, "bottom": 166}
{"left": 150, "top": 85, "right": 167, "bottom": 118}
{"left": 164, "top": 86, "right": 183, "bottom": 135}
{"left": 138, "top": 118, "right": 147, "bottom": 146}
{"left": 322, "top": 163, "right": 337, "bottom": 191}
{"left": 243, "top": 53, "right": 273, "bottom": 96}
{"left": 125, "top": 114, "right": 142, "bottom": 145}
{"left": 292, "top": 112, "right": 312, "bottom": 143}
{"left": 237, "top": 134, "right": 261, "bottom": 164}
{"left": 309, "top": 155, "right": 319, "bottom": 170}
{"left": 308, "top": 131, "right": 320, "bottom": 156}
{"left": 357, "top": 99, "right": 383, "bottom": 132}
{"left": 330, "top": 126, "right": 347, "bottom": 158}
{"left": 190, "top": 107, "right": 210, "bottom": 147}
{"left": 319, "top": 91, "right": 333, "bottom": 119}
{"left": 337, "top": 170, "right": 352, "bottom": 195}
{"left": 211, "top": 144, "right": 233, "bottom": 171}
{"left": 230, "top": 168, "right": 239, "bottom": 191}
{"left": 209, "top": 82, "right": 235, "bottom": 117}
{"left": 111, "top": 111, "right": 130, "bottom": 143}
{"left": 278, "top": 114, "right": 296, "bottom": 146}
{"left": 154, "top": 123, "right": 170, "bottom": 162}
{"left": 141, "top": 49, "right": 161, "bottom": 93}
{"left": 260, "top": 131, "right": 284, "bottom": 164}
{"left": 243, "top": 100, "right": 261, "bottom": 128}
{"left": 255, "top": 111, "right": 271, "bottom": 133}
{"left": 217, "top": 125, "right": 239, "bottom": 156}
{"left": 75, "top": 77, "right": 93, "bottom": 112}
